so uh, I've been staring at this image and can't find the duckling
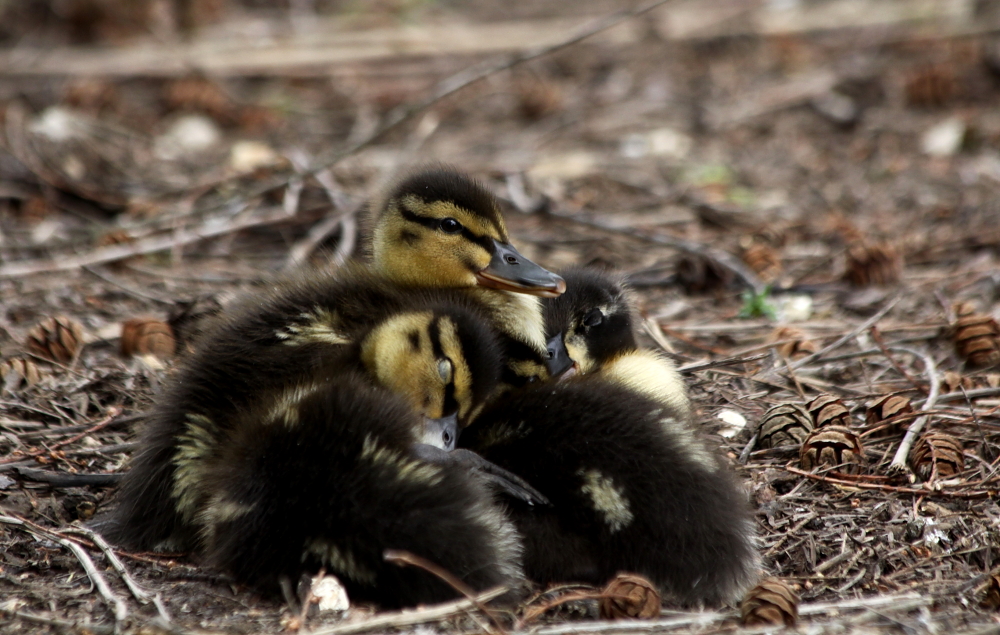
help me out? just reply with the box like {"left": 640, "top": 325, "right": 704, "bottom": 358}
{"left": 460, "top": 376, "right": 760, "bottom": 606}
{"left": 368, "top": 167, "right": 568, "bottom": 387}
{"left": 105, "top": 305, "right": 527, "bottom": 608}
{"left": 544, "top": 267, "right": 691, "bottom": 420}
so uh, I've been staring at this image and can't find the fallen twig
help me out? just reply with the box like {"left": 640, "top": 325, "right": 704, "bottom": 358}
{"left": 0, "top": 604, "right": 115, "bottom": 635}
{"left": 64, "top": 524, "right": 173, "bottom": 623}
{"left": 309, "top": 587, "right": 507, "bottom": 635}
{"left": 784, "top": 465, "right": 996, "bottom": 499}
{"left": 0, "top": 514, "right": 129, "bottom": 623}
{"left": 0, "top": 407, "right": 122, "bottom": 465}
{"left": 887, "top": 347, "right": 942, "bottom": 477}
{"left": 383, "top": 549, "right": 503, "bottom": 635}
{"left": 761, "top": 296, "right": 900, "bottom": 377}
{"left": 544, "top": 208, "right": 766, "bottom": 293}
{"left": 0, "top": 203, "right": 299, "bottom": 279}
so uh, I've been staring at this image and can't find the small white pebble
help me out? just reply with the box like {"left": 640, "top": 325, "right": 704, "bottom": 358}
{"left": 312, "top": 574, "right": 350, "bottom": 612}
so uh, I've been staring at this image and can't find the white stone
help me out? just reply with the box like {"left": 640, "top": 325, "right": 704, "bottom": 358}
{"left": 716, "top": 409, "right": 747, "bottom": 438}
{"left": 921, "top": 118, "right": 965, "bottom": 157}
{"left": 229, "top": 140, "right": 279, "bottom": 173}
{"left": 154, "top": 115, "right": 222, "bottom": 160}
{"left": 313, "top": 574, "right": 350, "bottom": 612}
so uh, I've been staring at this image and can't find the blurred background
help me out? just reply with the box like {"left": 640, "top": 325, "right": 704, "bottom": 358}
{"left": 3, "top": 2, "right": 1000, "bottom": 631}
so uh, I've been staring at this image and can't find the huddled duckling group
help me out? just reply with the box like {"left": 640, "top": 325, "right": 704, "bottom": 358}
{"left": 101, "top": 167, "right": 760, "bottom": 610}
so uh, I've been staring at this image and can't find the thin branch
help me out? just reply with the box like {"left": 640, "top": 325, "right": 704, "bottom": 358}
{"left": 309, "top": 587, "right": 507, "bottom": 635}
{"left": 0, "top": 606, "right": 115, "bottom": 635}
{"left": 64, "top": 524, "right": 173, "bottom": 624}
{"left": 0, "top": 514, "right": 128, "bottom": 623}
{"left": 887, "top": 347, "right": 942, "bottom": 476}
{"left": 0, "top": 203, "right": 302, "bottom": 279}
{"left": 760, "top": 296, "right": 900, "bottom": 377}
{"left": 544, "top": 207, "right": 766, "bottom": 293}
{"left": 383, "top": 549, "right": 504, "bottom": 635}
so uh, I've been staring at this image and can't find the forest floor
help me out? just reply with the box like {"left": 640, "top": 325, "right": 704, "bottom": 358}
{"left": 1, "top": 0, "right": 1000, "bottom": 633}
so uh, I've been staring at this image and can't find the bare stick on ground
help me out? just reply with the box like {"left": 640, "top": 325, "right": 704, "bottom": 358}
{"left": 0, "top": 514, "right": 128, "bottom": 624}
{"left": 887, "top": 347, "right": 942, "bottom": 477}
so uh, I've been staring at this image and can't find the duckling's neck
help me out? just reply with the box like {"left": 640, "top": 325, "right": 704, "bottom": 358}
{"left": 465, "top": 288, "right": 547, "bottom": 356}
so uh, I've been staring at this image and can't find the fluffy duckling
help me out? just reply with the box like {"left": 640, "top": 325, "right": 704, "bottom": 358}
{"left": 105, "top": 306, "right": 526, "bottom": 608}
{"left": 460, "top": 376, "right": 760, "bottom": 606}
{"left": 368, "top": 167, "right": 568, "bottom": 387}
{"left": 544, "top": 267, "right": 691, "bottom": 420}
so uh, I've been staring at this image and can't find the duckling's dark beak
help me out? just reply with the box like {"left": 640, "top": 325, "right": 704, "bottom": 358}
{"left": 545, "top": 332, "right": 574, "bottom": 378}
{"left": 421, "top": 413, "right": 458, "bottom": 451}
{"left": 475, "top": 239, "right": 566, "bottom": 298}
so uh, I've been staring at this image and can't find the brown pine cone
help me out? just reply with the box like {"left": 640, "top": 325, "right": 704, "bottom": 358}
{"left": 121, "top": 318, "right": 176, "bottom": 359}
{"left": 26, "top": 316, "right": 84, "bottom": 363}
{"left": 952, "top": 306, "right": 1000, "bottom": 368}
{"left": 911, "top": 433, "right": 965, "bottom": 481}
{"left": 800, "top": 425, "right": 865, "bottom": 474}
{"left": 806, "top": 394, "right": 851, "bottom": 428}
{"left": 599, "top": 573, "right": 661, "bottom": 620}
{"left": 740, "top": 242, "right": 783, "bottom": 284}
{"left": 1, "top": 357, "right": 42, "bottom": 389}
{"left": 741, "top": 578, "right": 798, "bottom": 627}
{"left": 865, "top": 394, "right": 914, "bottom": 436}
{"left": 768, "top": 326, "right": 818, "bottom": 360}
{"left": 983, "top": 573, "right": 1000, "bottom": 610}
{"left": 844, "top": 241, "right": 903, "bottom": 287}
{"left": 757, "top": 404, "right": 814, "bottom": 449}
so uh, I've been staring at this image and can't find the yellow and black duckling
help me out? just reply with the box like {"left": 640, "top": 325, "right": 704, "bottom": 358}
{"left": 300, "top": 166, "right": 567, "bottom": 388}
{"left": 106, "top": 305, "right": 529, "bottom": 608}
{"left": 543, "top": 266, "right": 691, "bottom": 420}
{"left": 460, "top": 375, "right": 760, "bottom": 606}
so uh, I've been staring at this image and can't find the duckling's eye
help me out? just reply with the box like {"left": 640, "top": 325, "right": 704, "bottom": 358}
{"left": 583, "top": 308, "right": 604, "bottom": 327}
{"left": 437, "top": 358, "right": 453, "bottom": 383}
{"left": 439, "top": 218, "right": 463, "bottom": 234}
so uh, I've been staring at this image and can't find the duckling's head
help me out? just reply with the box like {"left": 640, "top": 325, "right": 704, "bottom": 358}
{"left": 544, "top": 268, "right": 638, "bottom": 374}
{"left": 360, "top": 306, "right": 501, "bottom": 446}
{"left": 371, "top": 168, "right": 565, "bottom": 298}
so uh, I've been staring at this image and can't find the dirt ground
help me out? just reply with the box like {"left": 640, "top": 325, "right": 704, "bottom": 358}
{"left": 2, "top": 1, "right": 1000, "bottom": 633}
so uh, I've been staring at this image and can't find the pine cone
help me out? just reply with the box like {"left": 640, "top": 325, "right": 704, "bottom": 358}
{"left": 741, "top": 242, "right": 783, "bottom": 284}
{"left": 741, "top": 578, "right": 798, "bottom": 627}
{"left": 911, "top": 433, "right": 965, "bottom": 481}
{"left": 844, "top": 241, "right": 903, "bottom": 287}
{"left": 1, "top": 357, "right": 42, "bottom": 389}
{"left": 800, "top": 425, "right": 864, "bottom": 474}
{"left": 952, "top": 307, "right": 1000, "bottom": 368}
{"left": 905, "top": 63, "right": 957, "bottom": 107}
{"left": 26, "top": 316, "right": 84, "bottom": 363}
{"left": 865, "top": 394, "right": 914, "bottom": 436}
{"left": 121, "top": 318, "right": 176, "bottom": 359}
{"left": 675, "top": 254, "right": 733, "bottom": 294}
{"left": 983, "top": 573, "right": 1000, "bottom": 610}
{"left": 757, "top": 404, "right": 814, "bottom": 449}
{"left": 806, "top": 394, "right": 851, "bottom": 428}
{"left": 599, "top": 573, "right": 661, "bottom": 620}
{"left": 768, "top": 326, "right": 818, "bottom": 360}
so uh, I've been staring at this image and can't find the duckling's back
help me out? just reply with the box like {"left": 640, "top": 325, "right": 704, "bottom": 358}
{"left": 462, "top": 377, "right": 760, "bottom": 606}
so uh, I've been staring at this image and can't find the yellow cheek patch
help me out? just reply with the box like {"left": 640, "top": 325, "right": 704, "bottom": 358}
{"left": 437, "top": 316, "right": 473, "bottom": 419}
{"left": 565, "top": 333, "right": 595, "bottom": 373}
{"left": 361, "top": 312, "right": 446, "bottom": 419}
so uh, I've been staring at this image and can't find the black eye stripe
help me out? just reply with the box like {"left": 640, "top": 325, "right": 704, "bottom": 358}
{"left": 399, "top": 208, "right": 495, "bottom": 252}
